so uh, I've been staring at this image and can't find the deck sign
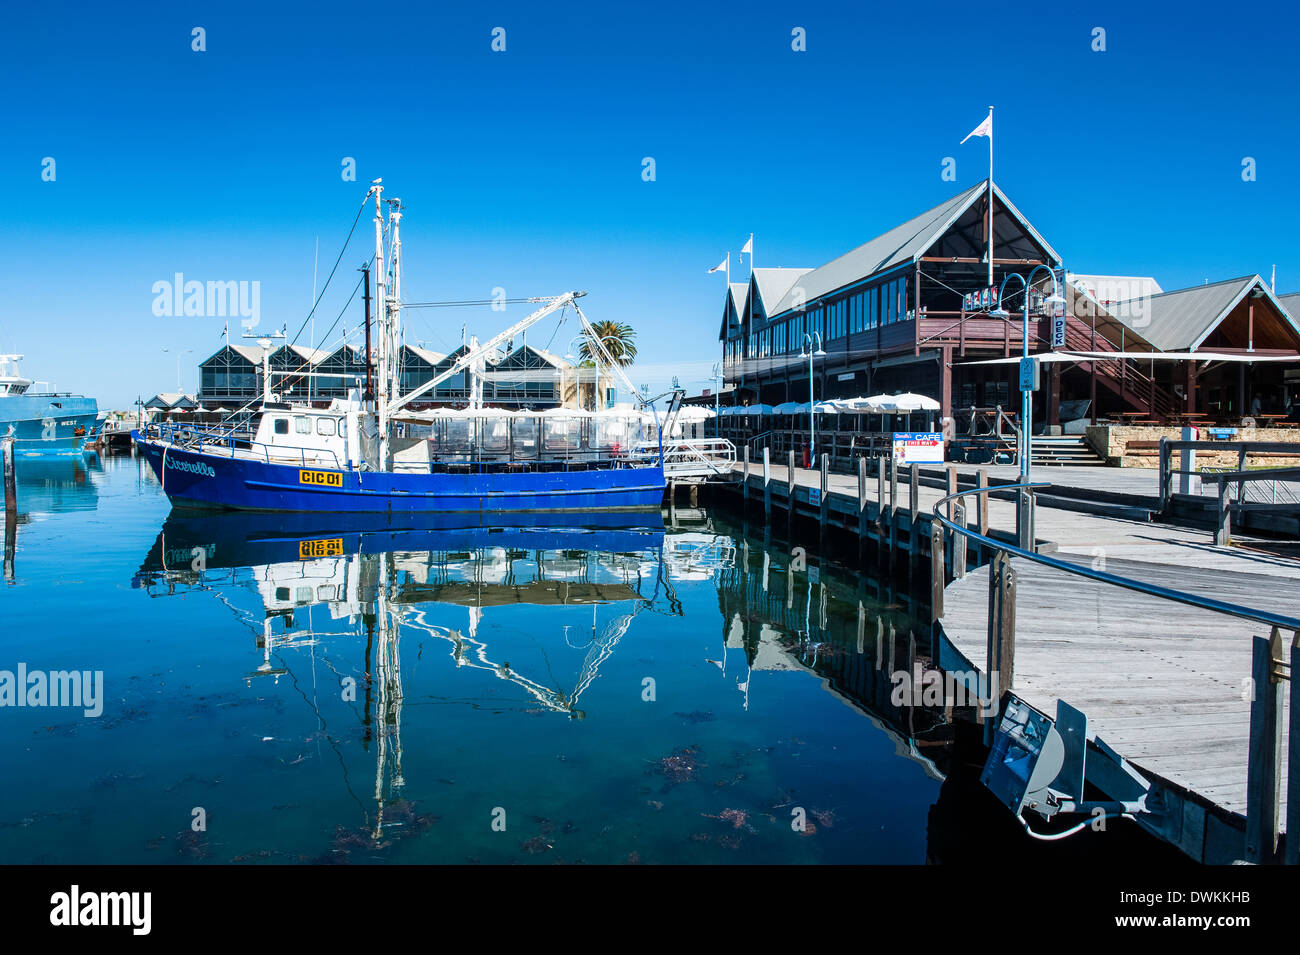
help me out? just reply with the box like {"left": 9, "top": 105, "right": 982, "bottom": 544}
{"left": 299, "top": 469, "right": 343, "bottom": 488}
{"left": 892, "top": 432, "right": 944, "bottom": 464}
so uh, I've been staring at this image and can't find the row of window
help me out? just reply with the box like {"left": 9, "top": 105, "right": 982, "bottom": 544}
{"left": 736, "top": 277, "right": 914, "bottom": 360}
{"left": 271, "top": 416, "right": 346, "bottom": 438}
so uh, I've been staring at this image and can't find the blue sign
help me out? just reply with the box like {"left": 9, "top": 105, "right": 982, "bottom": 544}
{"left": 1019, "top": 356, "right": 1039, "bottom": 392}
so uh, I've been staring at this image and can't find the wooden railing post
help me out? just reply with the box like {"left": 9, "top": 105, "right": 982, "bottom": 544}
{"left": 977, "top": 468, "right": 989, "bottom": 537}
{"left": 1246, "top": 628, "right": 1285, "bottom": 864}
{"left": 742, "top": 445, "right": 750, "bottom": 502}
{"left": 930, "top": 520, "right": 945, "bottom": 632}
{"left": 1288, "top": 629, "right": 1299, "bottom": 866}
{"left": 819, "top": 453, "right": 829, "bottom": 527}
{"left": 877, "top": 456, "right": 886, "bottom": 523}
{"left": 953, "top": 502, "right": 967, "bottom": 579}
{"left": 762, "top": 446, "right": 771, "bottom": 518}
{"left": 1216, "top": 480, "right": 1231, "bottom": 546}
{"left": 986, "top": 552, "right": 1017, "bottom": 702}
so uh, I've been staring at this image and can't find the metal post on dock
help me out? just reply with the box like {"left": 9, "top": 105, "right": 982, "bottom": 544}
{"left": 762, "top": 447, "right": 771, "bottom": 518}
{"left": 1245, "top": 628, "right": 1285, "bottom": 864}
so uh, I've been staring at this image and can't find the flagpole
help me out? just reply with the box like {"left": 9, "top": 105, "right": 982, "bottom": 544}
{"left": 987, "top": 106, "right": 994, "bottom": 288}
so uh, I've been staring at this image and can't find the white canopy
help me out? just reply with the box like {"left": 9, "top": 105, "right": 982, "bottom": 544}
{"left": 773, "top": 401, "right": 804, "bottom": 414}
{"left": 676, "top": 406, "right": 716, "bottom": 421}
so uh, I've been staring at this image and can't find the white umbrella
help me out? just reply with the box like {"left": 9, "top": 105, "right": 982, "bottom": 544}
{"left": 772, "top": 401, "right": 804, "bottom": 414}
{"left": 888, "top": 392, "right": 941, "bottom": 413}
{"left": 677, "top": 405, "right": 715, "bottom": 420}
{"left": 812, "top": 401, "right": 840, "bottom": 414}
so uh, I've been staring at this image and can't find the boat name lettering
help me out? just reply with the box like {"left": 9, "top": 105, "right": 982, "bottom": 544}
{"left": 165, "top": 457, "right": 216, "bottom": 478}
{"left": 299, "top": 469, "right": 343, "bottom": 488}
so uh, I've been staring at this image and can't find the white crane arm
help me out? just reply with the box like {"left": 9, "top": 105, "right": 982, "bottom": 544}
{"left": 384, "top": 291, "right": 582, "bottom": 417}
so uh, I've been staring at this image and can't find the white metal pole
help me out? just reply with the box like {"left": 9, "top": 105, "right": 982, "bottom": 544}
{"left": 372, "top": 185, "right": 387, "bottom": 468}
{"left": 987, "top": 107, "right": 995, "bottom": 289}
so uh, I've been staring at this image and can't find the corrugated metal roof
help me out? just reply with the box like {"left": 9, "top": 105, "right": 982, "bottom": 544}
{"left": 763, "top": 180, "right": 1062, "bottom": 318}
{"left": 1108, "top": 275, "right": 1274, "bottom": 351}
{"left": 201, "top": 344, "right": 265, "bottom": 365}
{"left": 1278, "top": 291, "right": 1300, "bottom": 320}
{"left": 402, "top": 344, "right": 447, "bottom": 366}
{"left": 751, "top": 268, "right": 813, "bottom": 317}
{"left": 729, "top": 282, "right": 749, "bottom": 316}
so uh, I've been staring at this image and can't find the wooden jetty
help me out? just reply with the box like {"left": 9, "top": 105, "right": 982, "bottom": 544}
{"left": 722, "top": 447, "right": 1298, "bottom": 864}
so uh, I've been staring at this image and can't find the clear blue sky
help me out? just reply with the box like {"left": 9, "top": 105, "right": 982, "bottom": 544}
{"left": 3, "top": 1, "right": 1297, "bottom": 408}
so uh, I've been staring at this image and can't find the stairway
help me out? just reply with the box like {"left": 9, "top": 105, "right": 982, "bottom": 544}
{"left": 1031, "top": 435, "right": 1107, "bottom": 467}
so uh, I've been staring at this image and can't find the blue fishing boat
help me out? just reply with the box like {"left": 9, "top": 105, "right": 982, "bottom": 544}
{"left": 136, "top": 182, "right": 675, "bottom": 514}
{"left": 0, "top": 355, "right": 98, "bottom": 453}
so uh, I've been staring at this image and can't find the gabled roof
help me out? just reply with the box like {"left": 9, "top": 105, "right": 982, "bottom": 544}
{"left": 269, "top": 344, "right": 330, "bottom": 365}
{"left": 145, "top": 392, "right": 197, "bottom": 409}
{"left": 752, "top": 268, "right": 813, "bottom": 319}
{"left": 719, "top": 282, "right": 751, "bottom": 340}
{"left": 1279, "top": 291, "right": 1300, "bottom": 319}
{"left": 498, "top": 344, "right": 572, "bottom": 369}
{"left": 1109, "top": 275, "right": 1300, "bottom": 351}
{"left": 730, "top": 282, "right": 749, "bottom": 317}
{"left": 765, "top": 180, "right": 1062, "bottom": 317}
{"left": 200, "top": 344, "right": 264, "bottom": 365}
{"left": 402, "top": 344, "right": 447, "bottom": 366}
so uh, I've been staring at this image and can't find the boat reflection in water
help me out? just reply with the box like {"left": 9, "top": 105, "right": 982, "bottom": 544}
{"left": 133, "top": 511, "right": 709, "bottom": 843}
{"left": 127, "top": 509, "right": 957, "bottom": 863}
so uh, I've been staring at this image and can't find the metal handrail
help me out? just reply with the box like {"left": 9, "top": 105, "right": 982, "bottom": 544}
{"left": 932, "top": 480, "right": 1300, "bottom": 632}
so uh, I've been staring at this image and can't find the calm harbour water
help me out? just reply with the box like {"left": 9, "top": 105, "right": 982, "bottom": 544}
{"left": 0, "top": 452, "right": 1165, "bottom": 865}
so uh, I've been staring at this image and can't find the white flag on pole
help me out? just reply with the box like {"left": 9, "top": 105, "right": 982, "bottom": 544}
{"left": 741, "top": 236, "right": 753, "bottom": 257}
{"left": 960, "top": 112, "right": 992, "bottom": 144}
{"left": 708, "top": 257, "right": 728, "bottom": 274}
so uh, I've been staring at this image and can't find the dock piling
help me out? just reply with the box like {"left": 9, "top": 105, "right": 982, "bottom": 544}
{"left": 2, "top": 436, "right": 14, "bottom": 513}
{"left": 762, "top": 447, "right": 771, "bottom": 518}
{"left": 1288, "top": 630, "right": 1299, "bottom": 866}
{"left": 929, "top": 521, "right": 944, "bottom": 633}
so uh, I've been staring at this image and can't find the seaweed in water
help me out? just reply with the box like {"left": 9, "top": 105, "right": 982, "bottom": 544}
{"left": 654, "top": 746, "right": 704, "bottom": 784}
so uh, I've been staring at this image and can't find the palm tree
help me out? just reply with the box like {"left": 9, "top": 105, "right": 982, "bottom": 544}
{"left": 579, "top": 321, "right": 637, "bottom": 365}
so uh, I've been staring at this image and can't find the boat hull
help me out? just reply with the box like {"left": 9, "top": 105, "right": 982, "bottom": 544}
{"left": 134, "top": 434, "right": 667, "bottom": 513}
{"left": 0, "top": 396, "right": 98, "bottom": 453}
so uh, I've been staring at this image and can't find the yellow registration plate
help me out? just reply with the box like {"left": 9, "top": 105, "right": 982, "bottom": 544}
{"left": 299, "top": 538, "right": 343, "bottom": 559}
{"left": 299, "top": 469, "right": 343, "bottom": 488}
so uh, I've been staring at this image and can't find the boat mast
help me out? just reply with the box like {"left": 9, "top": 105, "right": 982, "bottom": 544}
{"left": 371, "top": 182, "right": 388, "bottom": 468}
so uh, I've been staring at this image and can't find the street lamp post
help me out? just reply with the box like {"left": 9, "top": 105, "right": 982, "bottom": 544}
{"left": 798, "top": 331, "right": 827, "bottom": 464}
{"left": 161, "top": 348, "right": 193, "bottom": 394}
{"left": 710, "top": 362, "right": 723, "bottom": 436}
{"left": 989, "top": 266, "right": 1066, "bottom": 549}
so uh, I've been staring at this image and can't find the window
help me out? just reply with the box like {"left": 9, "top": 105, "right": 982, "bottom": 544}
{"left": 295, "top": 417, "right": 311, "bottom": 434}
{"left": 316, "top": 417, "right": 337, "bottom": 436}
{"left": 273, "top": 418, "right": 288, "bottom": 435}
{"left": 512, "top": 417, "right": 538, "bottom": 458}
